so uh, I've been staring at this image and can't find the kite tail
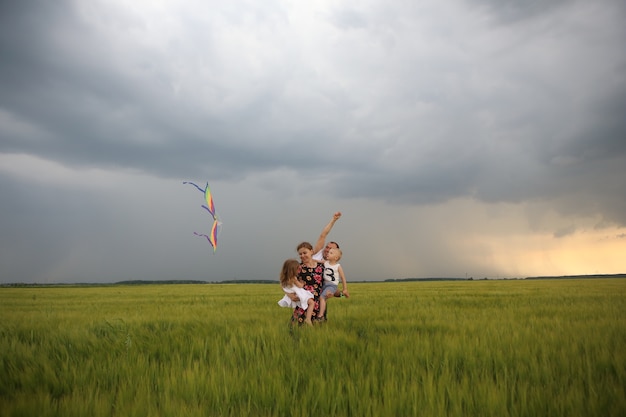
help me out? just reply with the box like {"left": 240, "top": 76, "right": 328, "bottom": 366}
{"left": 201, "top": 204, "right": 218, "bottom": 220}
{"left": 193, "top": 232, "right": 217, "bottom": 253}
{"left": 183, "top": 181, "right": 206, "bottom": 193}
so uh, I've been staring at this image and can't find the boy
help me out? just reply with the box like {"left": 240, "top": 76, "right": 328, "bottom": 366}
{"left": 318, "top": 247, "right": 349, "bottom": 320}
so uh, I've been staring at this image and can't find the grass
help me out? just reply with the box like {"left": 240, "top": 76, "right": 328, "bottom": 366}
{"left": 1, "top": 279, "right": 625, "bottom": 416}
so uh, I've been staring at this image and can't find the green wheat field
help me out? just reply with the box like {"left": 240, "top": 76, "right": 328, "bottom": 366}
{"left": 1, "top": 279, "right": 625, "bottom": 417}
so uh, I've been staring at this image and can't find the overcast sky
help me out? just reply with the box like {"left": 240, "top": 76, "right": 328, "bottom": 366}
{"left": 1, "top": 0, "right": 625, "bottom": 284}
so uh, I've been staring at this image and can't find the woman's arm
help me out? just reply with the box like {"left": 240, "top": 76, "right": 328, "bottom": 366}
{"left": 286, "top": 280, "right": 308, "bottom": 301}
{"left": 312, "top": 212, "right": 342, "bottom": 254}
{"left": 284, "top": 290, "right": 300, "bottom": 302}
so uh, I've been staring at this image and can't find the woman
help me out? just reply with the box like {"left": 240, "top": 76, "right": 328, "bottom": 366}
{"left": 291, "top": 241, "right": 325, "bottom": 325}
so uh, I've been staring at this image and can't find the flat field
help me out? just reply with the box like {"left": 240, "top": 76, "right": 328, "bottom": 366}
{"left": 1, "top": 279, "right": 625, "bottom": 417}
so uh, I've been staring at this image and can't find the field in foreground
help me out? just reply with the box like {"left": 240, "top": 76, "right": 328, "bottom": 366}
{"left": 1, "top": 279, "right": 625, "bottom": 417}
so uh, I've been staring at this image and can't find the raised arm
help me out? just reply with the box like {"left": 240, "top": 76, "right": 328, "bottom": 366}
{"left": 312, "top": 212, "right": 342, "bottom": 254}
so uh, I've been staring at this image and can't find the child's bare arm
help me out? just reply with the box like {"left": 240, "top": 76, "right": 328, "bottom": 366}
{"left": 338, "top": 265, "right": 349, "bottom": 298}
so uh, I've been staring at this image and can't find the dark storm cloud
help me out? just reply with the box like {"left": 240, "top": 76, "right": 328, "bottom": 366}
{"left": 0, "top": 1, "right": 294, "bottom": 180}
{"left": 466, "top": 0, "right": 573, "bottom": 24}
{"left": 3, "top": 0, "right": 624, "bottom": 206}
{"left": 319, "top": 0, "right": 626, "bottom": 226}
{"left": 1, "top": 0, "right": 625, "bottom": 283}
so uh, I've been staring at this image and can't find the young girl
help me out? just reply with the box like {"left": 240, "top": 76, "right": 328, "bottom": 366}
{"left": 277, "top": 259, "right": 315, "bottom": 326}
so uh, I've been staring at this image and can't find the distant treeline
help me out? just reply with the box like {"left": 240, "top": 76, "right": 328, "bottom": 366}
{"left": 388, "top": 274, "right": 626, "bottom": 282}
{"left": 384, "top": 277, "right": 467, "bottom": 282}
{"left": 2, "top": 274, "right": 625, "bottom": 287}
{"left": 117, "top": 280, "right": 279, "bottom": 285}
{"left": 525, "top": 273, "right": 626, "bottom": 280}
{"left": 0, "top": 280, "right": 279, "bottom": 287}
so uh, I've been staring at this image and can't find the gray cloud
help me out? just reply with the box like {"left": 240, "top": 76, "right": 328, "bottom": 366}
{"left": 1, "top": 0, "right": 625, "bottom": 283}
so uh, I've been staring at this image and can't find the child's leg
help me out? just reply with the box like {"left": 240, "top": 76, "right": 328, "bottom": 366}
{"left": 319, "top": 296, "right": 326, "bottom": 318}
{"left": 318, "top": 289, "right": 334, "bottom": 318}
{"left": 304, "top": 299, "right": 314, "bottom": 325}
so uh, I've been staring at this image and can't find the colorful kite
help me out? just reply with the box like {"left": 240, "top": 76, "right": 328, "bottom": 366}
{"left": 183, "top": 181, "right": 222, "bottom": 252}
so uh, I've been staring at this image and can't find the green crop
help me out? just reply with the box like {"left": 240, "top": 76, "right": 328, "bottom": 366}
{"left": 1, "top": 279, "right": 624, "bottom": 416}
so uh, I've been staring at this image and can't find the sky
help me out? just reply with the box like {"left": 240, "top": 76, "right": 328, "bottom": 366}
{"left": 1, "top": 0, "right": 625, "bottom": 284}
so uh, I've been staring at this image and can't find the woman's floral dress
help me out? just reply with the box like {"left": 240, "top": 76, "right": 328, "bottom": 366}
{"left": 292, "top": 262, "right": 325, "bottom": 325}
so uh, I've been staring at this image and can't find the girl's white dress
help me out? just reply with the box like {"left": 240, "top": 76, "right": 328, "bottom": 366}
{"left": 278, "top": 284, "right": 314, "bottom": 310}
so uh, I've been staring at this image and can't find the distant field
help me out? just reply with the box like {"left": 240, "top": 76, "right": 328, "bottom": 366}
{"left": 1, "top": 279, "right": 625, "bottom": 417}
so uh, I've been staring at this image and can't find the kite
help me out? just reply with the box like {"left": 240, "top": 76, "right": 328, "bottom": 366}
{"left": 183, "top": 181, "right": 222, "bottom": 252}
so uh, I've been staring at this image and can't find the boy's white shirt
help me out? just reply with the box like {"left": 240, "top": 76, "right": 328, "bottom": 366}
{"left": 322, "top": 261, "right": 341, "bottom": 283}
